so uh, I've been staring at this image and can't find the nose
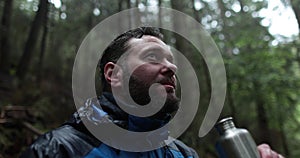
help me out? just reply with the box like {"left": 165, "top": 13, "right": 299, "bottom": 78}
{"left": 161, "top": 59, "right": 177, "bottom": 76}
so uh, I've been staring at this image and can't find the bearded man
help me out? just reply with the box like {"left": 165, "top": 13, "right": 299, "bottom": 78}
{"left": 21, "top": 27, "right": 283, "bottom": 158}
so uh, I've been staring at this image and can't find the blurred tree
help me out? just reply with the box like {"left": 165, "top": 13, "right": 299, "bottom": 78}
{"left": 16, "top": 0, "right": 49, "bottom": 80}
{"left": 290, "top": 0, "right": 300, "bottom": 32}
{"left": 289, "top": 0, "right": 300, "bottom": 68}
{"left": 0, "top": 0, "right": 300, "bottom": 157}
{"left": 0, "top": 0, "right": 13, "bottom": 72}
{"left": 37, "top": 0, "right": 50, "bottom": 82}
{"left": 191, "top": 0, "right": 299, "bottom": 157}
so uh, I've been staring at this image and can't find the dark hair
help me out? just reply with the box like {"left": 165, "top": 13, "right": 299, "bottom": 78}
{"left": 99, "top": 27, "right": 164, "bottom": 91}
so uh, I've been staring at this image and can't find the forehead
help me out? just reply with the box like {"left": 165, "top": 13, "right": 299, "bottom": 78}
{"left": 129, "top": 35, "right": 166, "bottom": 46}
{"left": 126, "top": 35, "right": 171, "bottom": 55}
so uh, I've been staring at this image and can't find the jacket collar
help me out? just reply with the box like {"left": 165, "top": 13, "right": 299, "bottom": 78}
{"left": 73, "top": 92, "right": 170, "bottom": 133}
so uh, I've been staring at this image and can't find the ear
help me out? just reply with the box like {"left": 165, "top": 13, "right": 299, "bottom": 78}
{"left": 104, "top": 62, "right": 123, "bottom": 88}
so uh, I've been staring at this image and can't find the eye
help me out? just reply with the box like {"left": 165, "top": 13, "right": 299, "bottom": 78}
{"left": 145, "top": 53, "right": 160, "bottom": 61}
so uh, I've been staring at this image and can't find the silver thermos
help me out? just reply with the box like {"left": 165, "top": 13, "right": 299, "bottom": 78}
{"left": 215, "top": 117, "right": 260, "bottom": 158}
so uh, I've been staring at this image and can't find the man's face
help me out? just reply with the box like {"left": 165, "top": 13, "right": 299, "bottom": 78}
{"left": 121, "top": 35, "right": 179, "bottom": 114}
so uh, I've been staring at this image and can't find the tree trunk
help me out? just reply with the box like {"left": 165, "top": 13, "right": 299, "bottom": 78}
{"left": 226, "top": 70, "right": 236, "bottom": 119}
{"left": 170, "top": 0, "right": 187, "bottom": 52}
{"left": 253, "top": 81, "right": 272, "bottom": 144}
{"left": 192, "top": 0, "right": 201, "bottom": 22}
{"left": 217, "top": 0, "right": 234, "bottom": 56}
{"left": 287, "top": 0, "right": 300, "bottom": 66}
{"left": 278, "top": 112, "right": 290, "bottom": 157}
{"left": 87, "top": 2, "right": 94, "bottom": 30}
{"left": 217, "top": 0, "right": 226, "bottom": 24}
{"left": 190, "top": 0, "right": 212, "bottom": 94}
{"left": 126, "top": 0, "right": 131, "bottom": 28}
{"left": 126, "top": 0, "right": 130, "bottom": 9}
{"left": 158, "top": 0, "right": 162, "bottom": 27}
{"left": 290, "top": 0, "right": 300, "bottom": 32}
{"left": 236, "top": 0, "right": 245, "bottom": 13}
{"left": 37, "top": 1, "right": 49, "bottom": 82}
{"left": 135, "top": 0, "right": 141, "bottom": 24}
{"left": 118, "top": 0, "right": 123, "bottom": 32}
{"left": 0, "top": 0, "right": 13, "bottom": 72}
{"left": 290, "top": 1, "right": 300, "bottom": 66}
{"left": 16, "top": 0, "right": 49, "bottom": 80}
{"left": 296, "top": 50, "right": 300, "bottom": 68}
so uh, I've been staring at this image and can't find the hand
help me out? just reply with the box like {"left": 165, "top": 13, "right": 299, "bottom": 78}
{"left": 257, "top": 144, "right": 284, "bottom": 158}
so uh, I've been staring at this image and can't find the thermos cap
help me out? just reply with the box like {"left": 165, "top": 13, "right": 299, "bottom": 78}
{"left": 215, "top": 117, "right": 236, "bottom": 135}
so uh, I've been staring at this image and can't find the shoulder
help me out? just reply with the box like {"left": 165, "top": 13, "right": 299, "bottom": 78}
{"left": 171, "top": 139, "right": 199, "bottom": 158}
{"left": 20, "top": 124, "right": 101, "bottom": 158}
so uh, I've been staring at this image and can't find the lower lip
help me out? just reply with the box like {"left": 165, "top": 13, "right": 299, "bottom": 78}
{"left": 163, "top": 85, "right": 175, "bottom": 92}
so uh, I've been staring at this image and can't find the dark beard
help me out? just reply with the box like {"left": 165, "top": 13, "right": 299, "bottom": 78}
{"left": 125, "top": 75, "right": 180, "bottom": 117}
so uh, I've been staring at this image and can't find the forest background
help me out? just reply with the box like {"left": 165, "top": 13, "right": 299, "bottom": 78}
{"left": 0, "top": 0, "right": 300, "bottom": 157}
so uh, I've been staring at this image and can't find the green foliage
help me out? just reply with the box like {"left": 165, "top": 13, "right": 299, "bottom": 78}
{"left": 0, "top": 0, "right": 299, "bottom": 157}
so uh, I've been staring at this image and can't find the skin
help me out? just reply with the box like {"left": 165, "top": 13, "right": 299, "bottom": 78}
{"left": 103, "top": 35, "right": 284, "bottom": 158}
{"left": 104, "top": 35, "right": 178, "bottom": 108}
{"left": 125, "top": 35, "right": 177, "bottom": 99}
{"left": 258, "top": 144, "right": 285, "bottom": 158}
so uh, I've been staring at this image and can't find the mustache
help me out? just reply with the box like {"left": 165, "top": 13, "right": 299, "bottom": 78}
{"left": 155, "top": 77, "right": 176, "bottom": 89}
{"left": 127, "top": 74, "right": 176, "bottom": 90}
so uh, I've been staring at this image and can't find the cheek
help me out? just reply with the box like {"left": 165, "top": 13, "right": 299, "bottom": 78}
{"left": 131, "top": 64, "right": 160, "bottom": 82}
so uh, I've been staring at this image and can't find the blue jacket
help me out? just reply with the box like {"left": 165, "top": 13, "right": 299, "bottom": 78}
{"left": 20, "top": 93, "right": 199, "bottom": 158}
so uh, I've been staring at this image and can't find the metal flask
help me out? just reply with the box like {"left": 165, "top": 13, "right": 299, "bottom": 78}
{"left": 215, "top": 117, "right": 260, "bottom": 158}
